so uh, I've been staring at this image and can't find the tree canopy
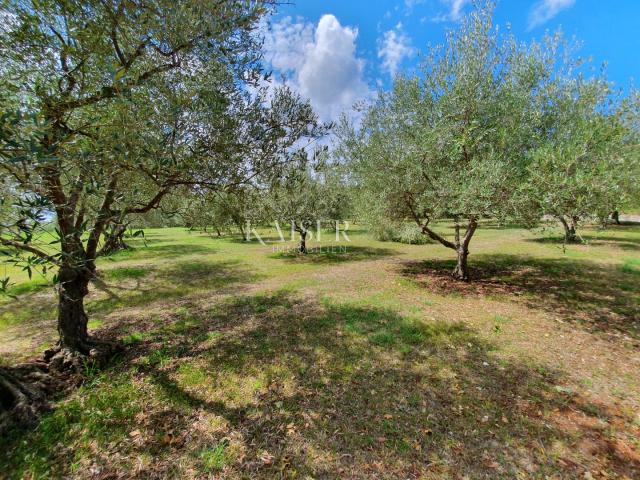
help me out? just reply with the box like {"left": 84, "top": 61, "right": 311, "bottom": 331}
{"left": 337, "top": 3, "right": 638, "bottom": 278}
{"left": 0, "top": 0, "right": 323, "bottom": 370}
{"left": 338, "top": 6, "right": 553, "bottom": 279}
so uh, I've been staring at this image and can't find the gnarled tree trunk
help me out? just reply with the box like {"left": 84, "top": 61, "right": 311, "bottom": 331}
{"left": 558, "top": 215, "right": 581, "bottom": 243}
{"left": 417, "top": 215, "right": 477, "bottom": 281}
{"left": 99, "top": 222, "right": 128, "bottom": 256}
{"left": 236, "top": 220, "right": 248, "bottom": 241}
{"left": 452, "top": 246, "right": 470, "bottom": 281}
{"left": 45, "top": 264, "right": 120, "bottom": 372}
{"left": 451, "top": 218, "right": 477, "bottom": 281}
{"left": 299, "top": 230, "right": 308, "bottom": 253}
{"left": 611, "top": 210, "right": 620, "bottom": 225}
{"left": 57, "top": 266, "right": 90, "bottom": 351}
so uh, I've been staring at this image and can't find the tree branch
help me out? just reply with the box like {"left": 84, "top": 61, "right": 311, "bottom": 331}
{"left": 122, "top": 187, "right": 171, "bottom": 215}
{"left": 85, "top": 176, "right": 119, "bottom": 259}
{"left": 0, "top": 238, "right": 61, "bottom": 266}
{"left": 421, "top": 224, "right": 457, "bottom": 250}
{"left": 54, "top": 60, "right": 178, "bottom": 113}
{"left": 461, "top": 217, "right": 477, "bottom": 250}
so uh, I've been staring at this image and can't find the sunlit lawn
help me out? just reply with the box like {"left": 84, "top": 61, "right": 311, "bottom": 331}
{"left": 1, "top": 222, "right": 639, "bottom": 478}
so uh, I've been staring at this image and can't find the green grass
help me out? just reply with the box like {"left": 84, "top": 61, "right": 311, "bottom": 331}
{"left": 122, "top": 331, "right": 144, "bottom": 345}
{"left": 104, "top": 266, "right": 150, "bottom": 281}
{"left": 1, "top": 222, "right": 639, "bottom": 478}
{"left": 200, "top": 442, "right": 229, "bottom": 472}
{"left": 619, "top": 257, "right": 640, "bottom": 275}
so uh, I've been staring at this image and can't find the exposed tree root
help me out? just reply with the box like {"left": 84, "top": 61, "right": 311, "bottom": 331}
{"left": 0, "top": 338, "right": 123, "bottom": 433}
{"left": 0, "top": 362, "right": 59, "bottom": 432}
{"left": 44, "top": 338, "right": 123, "bottom": 373}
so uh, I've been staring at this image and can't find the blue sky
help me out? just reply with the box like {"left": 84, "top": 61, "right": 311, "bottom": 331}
{"left": 262, "top": 0, "right": 640, "bottom": 121}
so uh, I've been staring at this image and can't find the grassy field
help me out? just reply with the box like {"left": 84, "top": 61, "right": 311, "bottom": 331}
{"left": 1, "top": 222, "right": 639, "bottom": 479}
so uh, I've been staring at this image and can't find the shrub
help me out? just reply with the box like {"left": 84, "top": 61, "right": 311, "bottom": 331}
{"left": 395, "top": 223, "right": 433, "bottom": 245}
{"left": 370, "top": 223, "right": 433, "bottom": 245}
{"left": 370, "top": 223, "right": 398, "bottom": 242}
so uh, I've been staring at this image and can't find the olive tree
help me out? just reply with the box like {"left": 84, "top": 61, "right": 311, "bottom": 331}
{"left": 0, "top": 0, "right": 285, "bottom": 371}
{"left": 218, "top": 188, "right": 266, "bottom": 240}
{"left": 179, "top": 190, "right": 229, "bottom": 236}
{"left": 268, "top": 152, "right": 337, "bottom": 253}
{"left": 528, "top": 74, "right": 638, "bottom": 242}
{"left": 180, "top": 188, "right": 264, "bottom": 239}
{"left": 338, "top": 3, "right": 548, "bottom": 280}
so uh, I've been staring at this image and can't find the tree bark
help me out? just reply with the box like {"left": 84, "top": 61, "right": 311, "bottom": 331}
{"left": 57, "top": 266, "right": 90, "bottom": 351}
{"left": 558, "top": 216, "right": 580, "bottom": 243}
{"left": 45, "top": 265, "right": 120, "bottom": 372}
{"left": 611, "top": 210, "right": 620, "bottom": 225}
{"left": 452, "top": 247, "right": 470, "bottom": 281}
{"left": 99, "top": 223, "right": 128, "bottom": 256}
{"left": 451, "top": 218, "right": 477, "bottom": 281}
{"left": 0, "top": 363, "right": 57, "bottom": 432}
{"left": 299, "top": 231, "right": 307, "bottom": 253}
{"left": 236, "top": 220, "right": 247, "bottom": 241}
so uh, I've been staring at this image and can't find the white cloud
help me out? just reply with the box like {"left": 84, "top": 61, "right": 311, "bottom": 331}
{"left": 404, "top": 0, "right": 426, "bottom": 9}
{"left": 429, "top": 0, "right": 470, "bottom": 22}
{"left": 262, "top": 15, "right": 371, "bottom": 122}
{"left": 378, "top": 23, "right": 414, "bottom": 78}
{"left": 527, "top": 0, "right": 576, "bottom": 30}
{"left": 262, "top": 16, "right": 314, "bottom": 74}
{"left": 0, "top": 8, "right": 17, "bottom": 34}
{"left": 447, "top": 0, "right": 469, "bottom": 21}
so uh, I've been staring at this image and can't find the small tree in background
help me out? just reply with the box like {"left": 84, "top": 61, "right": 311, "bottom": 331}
{"left": 180, "top": 190, "right": 228, "bottom": 236}
{"left": 527, "top": 70, "right": 638, "bottom": 243}
{"left": 219, "top": 188, "right": 266, "bottom": 241}
{"left": 180, "top": 188, "right": 266, "bottom": 239}
{"left": 99, "top": 216, "right": 131, "bottom": 255}
{"left": 268, "top": 152, "right": 338, "bottom": 253}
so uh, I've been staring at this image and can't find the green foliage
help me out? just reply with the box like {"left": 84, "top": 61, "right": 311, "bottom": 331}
{"left": 370, "top": 223, "right": 398, "bottom": 242}
{"left": 370, "top": 222, "right": 433, "bottom": 245}
{"left": 338, "top": 0, "right": 639, "bottom": 273}
{"left": 0, "top": 0, "right": 274, "bottom": 281}
{"left": 0, "top": 0, "right": 330, "bottom": 353}
{"left": 266, "top": 151, "right": 342, "bottom": 249}
{"left": 340, "top": 3, "right": 548, "bottom": 227}
{"left": 182, "top": 187, "right": 268, "bottom": 238}
{"left": 525, "top": 66, "right": 639, "bottom": 230}
{"left": 200, "top": 442, "right": 229, "bottom": 472}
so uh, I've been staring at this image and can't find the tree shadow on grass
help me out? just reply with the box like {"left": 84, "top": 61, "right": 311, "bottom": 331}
{"left": 527, "top": 234, "right": 640, "bottom": 251}
{"left": 104, "top": 242, "right": 218, "bottom": 261}
{"left": 0, "top": 241, "right": 216, "bottom": 300}
{"left": 271, "top": 246, "right": 396, "bottom": 264}
{"left": 225, "top": 234, "right": 289, "bottom": 244}
{"left": 0, "top": 258, "right": 261, "bottom": 365}
{"left": 4, "top": 292, "right": 638, "bottom": 478}
{"left": 88, "top": 259, "right": 262, "bottom": 315}
{"left": 401, "top": 255, "right": 640, "bottom": 341}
